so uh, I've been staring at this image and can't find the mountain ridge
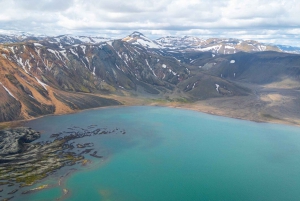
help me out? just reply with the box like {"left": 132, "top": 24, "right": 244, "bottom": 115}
{"left": 0, "top": 31, "right": 300, "bottom": 125}
{"left": 1, "top": 31, "right": 299, "bottom": 54}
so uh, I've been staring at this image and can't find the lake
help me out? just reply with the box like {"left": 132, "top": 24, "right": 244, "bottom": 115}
{"left": 19, "top": 106, "right": 300, "bottom": 201}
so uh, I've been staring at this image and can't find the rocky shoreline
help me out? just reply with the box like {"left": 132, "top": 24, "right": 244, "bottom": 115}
{"left": 0, "top": 126, "right": 125, "bottom": 200}
{"left": 0, "top": 127, "right": 40, "bottom": 156}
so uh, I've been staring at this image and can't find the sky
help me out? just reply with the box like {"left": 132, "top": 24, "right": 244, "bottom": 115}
{"left": 0, "top": 0, "right": 299, "bottom": 46}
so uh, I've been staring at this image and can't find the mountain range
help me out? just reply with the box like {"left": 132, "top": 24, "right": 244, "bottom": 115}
{"left": 0, "top": 31, "right": 300, "bottom": 125}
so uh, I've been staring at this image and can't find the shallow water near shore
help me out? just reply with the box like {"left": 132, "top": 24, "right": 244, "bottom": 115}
{"left": 19, "top": 106, "right": 300, "bottom": 201}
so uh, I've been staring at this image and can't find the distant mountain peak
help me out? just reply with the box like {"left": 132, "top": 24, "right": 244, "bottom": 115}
{"left": 129, "top": 31, "right": 145, "bottom": 38}
{"left": 122, "top": 32, "right": 161, "bottom": 49}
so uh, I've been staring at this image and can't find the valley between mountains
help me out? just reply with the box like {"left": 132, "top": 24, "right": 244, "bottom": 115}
{"left": 0, "top": 31, "right": 300, "bottom": 126}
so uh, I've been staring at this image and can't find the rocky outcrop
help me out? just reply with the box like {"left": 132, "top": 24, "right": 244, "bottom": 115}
{"left": 0, "top": 125, "right": 125, "bottom": 199}
{"left": 0, "top": 127, "right": 40, "bottom": 156}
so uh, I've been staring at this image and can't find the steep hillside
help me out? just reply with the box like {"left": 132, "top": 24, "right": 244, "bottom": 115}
{"left": 185, "top": 51, "right": 300, "bottom": 85}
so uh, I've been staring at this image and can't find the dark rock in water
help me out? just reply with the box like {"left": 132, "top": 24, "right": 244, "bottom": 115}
{"left": 0, "top": 127, "right": 40, "bottom": 156}
{"left": 2, "top": 196, "right": 14, "bottom": 201}
{"left": 0, "top": 182, "right": 9, "bottom": 186}
{"left": 90, "top": 151, "right": 103, "bottom": 158}
{"left": 79, "top": 148, "right": 93, "bottom": 155}
{"left": 77, "top": 143, "right": 93, "bottom": 149}
{"left": 8, "top": 189, "right": 18, "bottom": 194}
{"left": 50, "top": 133, "right": 60, "bottom": 138}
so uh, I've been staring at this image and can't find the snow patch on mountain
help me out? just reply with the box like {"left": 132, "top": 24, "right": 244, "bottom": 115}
{"left": 145, "top": 59, "right": 157, "bottom": 77}
{"left": 34, "top": 43, "right": 43, "bottom": 47}
{"left": 35, "top": 77, "right": 48, "bottom": 90}
{"left": 215, "top": 84, "right": 220, "bottom": 92}
{"left": 0, "top": 82, "right": 17, "bottom": 99}
{"left": 199, "top": 45, "right": 222, "bottom": 53}
{"left": 225, "top": 45, "right": 235, "bottom": 49}
{"left": 59, "top": 50, "right": 69, "bottom": 61}
{"left": 70, "top": 48, "right": 79, "bottom": 58}
{"left": 123, "top": 32, "right": 161, "bottom": 49}
{"left": 80, "top": 45, "right": 86, "bottom": 54}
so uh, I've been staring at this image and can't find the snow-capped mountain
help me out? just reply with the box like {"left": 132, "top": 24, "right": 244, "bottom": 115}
{"left": 2, "top": 31, "right": 299, "bottom": 55}
{"left": 156, "top": 36, "right": 207, "bottom": 49}
{"left": 0, "top": 33, "right": 191, "bottom": 121}
{"left": 122, "top": 31, "right": 162, "bottom": 49}
{"left": 0, "top": 33, "right": 44, "bottom": 44}
{"left": 277, "top": 45, "right": 300, "bottom": 54}
{"left": 0, "top": 34, "right": 111, "bottom": 46}
{"left": 156, "top": 36, "right": 281, "bottom": 54}
{"left": 45, "top": 35, "right": 111, "bottom": 45}
{"left": 121, "top": 32, "right": 283, "bottom": 55}
{"left": 0, "top": 31, "right": 300, "bottom": 122}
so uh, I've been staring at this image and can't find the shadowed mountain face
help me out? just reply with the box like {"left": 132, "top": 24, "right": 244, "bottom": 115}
{"left": 180, "top": 51, "right": 300, "bottom": 84}
{"left": 0, "top": 32, "right": 300, "bottom": 122}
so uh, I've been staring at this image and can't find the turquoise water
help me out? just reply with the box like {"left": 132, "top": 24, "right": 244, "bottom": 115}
{"left": 23, "top": 106, "right": 300, "bottom": 201}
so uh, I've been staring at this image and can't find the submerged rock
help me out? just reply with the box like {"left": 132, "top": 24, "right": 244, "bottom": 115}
{"left": 22, "top": 184, "right": 50, "bottom": 194}
{"left": 8, "top": 189, "right": 18, "bottom": 194}
{"left": 63, "top": 188, "right": 69, "bottom": 195}
{"left": 0, "top": 127, "right": 40, "bottom": 156}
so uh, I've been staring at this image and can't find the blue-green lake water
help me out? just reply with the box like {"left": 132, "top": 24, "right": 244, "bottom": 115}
{"left": 20, "top": 106, "right": 300, "bottom": 201}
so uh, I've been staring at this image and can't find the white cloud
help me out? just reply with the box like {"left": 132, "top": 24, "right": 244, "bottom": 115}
{"left": 0, "top": 0, "right": 299, "bottom": 46}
